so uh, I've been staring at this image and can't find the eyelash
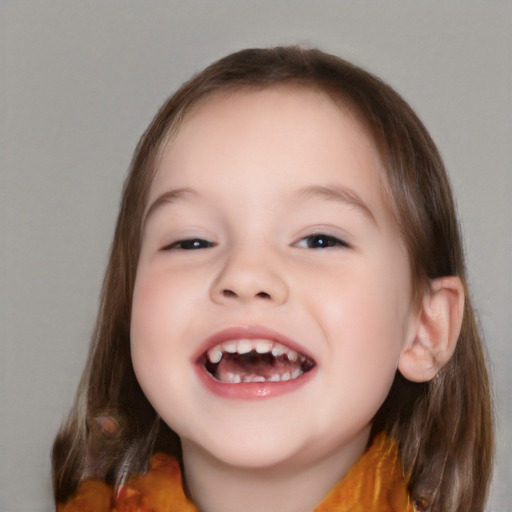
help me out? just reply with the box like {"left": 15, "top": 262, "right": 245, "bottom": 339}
{"left": 162, "top": 234, "right": 350, "bottom": 251}
{"left": 295, "top": 233, "right": 350, "bottom": 249}
{"left": 162, "top": 238, "right": 215, "bottom": 250}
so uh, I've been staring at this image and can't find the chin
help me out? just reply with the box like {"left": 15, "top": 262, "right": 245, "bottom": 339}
{"left": 187, "top": 434, "right": 308, "bottom": 471}
{"left": 176, "top": 410, "right": 313, "bottom": 471}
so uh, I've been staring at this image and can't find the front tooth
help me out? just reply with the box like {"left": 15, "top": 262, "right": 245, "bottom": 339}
{"left": 223, "top": 340, "right": 238, "bottom": 353}
{"left": 281, "top": 372, "right": 291, "bottom": 381}
{"left": 208, "top": 345, "right": 223, "bottom": 364}
{"left": 254, "top": 339, "right": 272, "bottom": 354}
{"left": 269, "top": 374, "right": 281, "bottom": 382}
{"left": 291, "top": 369, "right": 302, "bottom": 379}
{"left": 237, "top": 339, "right": 252, "bottom": 354}
{"left": 272, "top": 345, "right": 285, "bottom": 357}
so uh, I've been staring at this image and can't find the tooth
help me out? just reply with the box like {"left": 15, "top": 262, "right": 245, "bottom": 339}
{"left": 281, "top": 372, "right": 291, "bottom": 381}
{"left": 224, "top": 372, "right": 241, "bottom": 383}
{"left": 208, "top": 345, "right": 223, "bottom": 364}
{"left": 254, "top": 339, "right": 272, "bottom": 354}
{"left": 253, "top": 375, "right": 265, "bottom": 382}
{"left": 237, "top": 339, "right": 252, "bottom": 354}
{"left": 223, "top": 340, "right": 238, "bottom": 353}
{"left": 269, "top": 374, "right": 281, "bottom": 382}
{"left": 272, "top": 345, "right": 285, "bottom": 357}
{"left": 291, "top": 369, "right": 302, "bottom": 379}
{"left": 286, "top": 350, "right": 298, "bottom": 362}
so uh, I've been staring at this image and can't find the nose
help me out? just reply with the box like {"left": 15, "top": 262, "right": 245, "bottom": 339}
{"left": 209, "top": 246, "right": 289, "bottom": 306}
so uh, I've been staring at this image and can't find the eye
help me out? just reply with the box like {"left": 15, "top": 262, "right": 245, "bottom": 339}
{"left": 296, "top": 233, "right": 350, "bottom": 249}
{"left": 162, "top": 238, "right": 215, "bottom": 250}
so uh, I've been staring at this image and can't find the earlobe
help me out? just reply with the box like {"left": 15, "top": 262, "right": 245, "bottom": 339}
{"left": 398, "top": 276, "right": 465, "bottom": 383}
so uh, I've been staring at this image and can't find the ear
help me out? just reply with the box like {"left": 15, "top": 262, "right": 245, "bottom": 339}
{"left": 398, "top": 276, "right": 464, "bottom": 382}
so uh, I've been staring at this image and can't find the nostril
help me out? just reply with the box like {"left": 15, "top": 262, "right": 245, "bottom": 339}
{"left": 220, "top": 289, "right": 272, "bottom": 300}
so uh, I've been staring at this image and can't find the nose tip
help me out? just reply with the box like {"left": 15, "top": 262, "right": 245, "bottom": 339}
{"left": 210, "top": 254, "right": 288, "bottom": 306}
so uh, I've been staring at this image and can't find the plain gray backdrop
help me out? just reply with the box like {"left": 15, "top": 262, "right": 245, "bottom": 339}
{"left": 1, "top": 1, "right": 511, "bottom": 510}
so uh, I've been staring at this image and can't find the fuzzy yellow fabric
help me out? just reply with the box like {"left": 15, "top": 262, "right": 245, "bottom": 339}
{"left": 57, "top": 433, "right": 415, "bottom": 512}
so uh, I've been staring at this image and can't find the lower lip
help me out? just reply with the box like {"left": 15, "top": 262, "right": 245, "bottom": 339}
{"left": 195, "top": 364, "right": 316, "bottom": 400}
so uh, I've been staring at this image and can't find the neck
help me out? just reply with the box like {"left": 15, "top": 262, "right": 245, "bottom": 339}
{"left": 181, "top": 428, "right": 370, "bottom": 512}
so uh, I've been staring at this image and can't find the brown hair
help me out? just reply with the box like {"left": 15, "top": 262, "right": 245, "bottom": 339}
{"left": 52, "top": 47, "right": 493, "bottom": 511}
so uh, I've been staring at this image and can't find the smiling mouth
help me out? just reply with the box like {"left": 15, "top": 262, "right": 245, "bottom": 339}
{"left": 201, "top": 339, "right": 316, "bottom": 383}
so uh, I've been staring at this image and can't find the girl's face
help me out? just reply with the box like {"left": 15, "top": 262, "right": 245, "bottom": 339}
{"left": 131, "top": 87, "right": 418, "bottom": 472}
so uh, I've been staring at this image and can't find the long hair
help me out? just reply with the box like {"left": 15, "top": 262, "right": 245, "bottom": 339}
{"left": 52, "top": 47, "right": 493, "bottom": 511}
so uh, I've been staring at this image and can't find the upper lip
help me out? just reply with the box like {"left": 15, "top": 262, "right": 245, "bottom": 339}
{"left": 193, "top": 325, "right": 316, "bottom": 363}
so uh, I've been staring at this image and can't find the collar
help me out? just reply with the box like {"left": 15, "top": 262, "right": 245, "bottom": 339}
{"left": 58, "top": 433, "right": 415, "bottom": 512}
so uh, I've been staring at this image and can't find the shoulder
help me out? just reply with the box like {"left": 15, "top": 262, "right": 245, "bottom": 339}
{"left": 57, "top": 454, "right": 197, "bottom": 512}
{"left": 314, "top": 433, "right": 417, "bottom": 512}
{"left": 57, "top": 479, "right": 112, "bottom": 512}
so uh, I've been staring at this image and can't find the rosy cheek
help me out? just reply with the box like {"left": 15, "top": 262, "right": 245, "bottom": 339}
{"left": 131, "top": 273, "right": 169, "bottom": 342}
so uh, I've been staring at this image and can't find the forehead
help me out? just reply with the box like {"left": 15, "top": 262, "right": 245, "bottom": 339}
{"left": 151, "top": 86, "right": 386, "bottom": 199}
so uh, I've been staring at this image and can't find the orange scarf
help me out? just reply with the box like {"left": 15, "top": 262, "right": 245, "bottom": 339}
{"left": 58, "top": 433, "right": 415, "bottom": 512}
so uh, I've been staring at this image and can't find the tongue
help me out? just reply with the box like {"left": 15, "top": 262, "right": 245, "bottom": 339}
{"left": 214, "top": 353, "right": 301, "bottom": 382}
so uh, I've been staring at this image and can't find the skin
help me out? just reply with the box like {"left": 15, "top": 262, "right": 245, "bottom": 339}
{"left": 131, "top": 87, "right": 426, "bottom": 512}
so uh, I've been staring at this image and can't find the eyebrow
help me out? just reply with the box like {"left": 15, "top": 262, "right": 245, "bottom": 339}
{"left": 143, "top": 187, "right": 197, "bottom": 227}
{"left": 297, "top": 185, "right": 377, "bottom": 225}
{"left": 142, "top": 184, "right": 377, "bottom": 228}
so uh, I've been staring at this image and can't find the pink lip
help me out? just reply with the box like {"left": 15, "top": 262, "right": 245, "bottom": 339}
{"left": 193, "top": 326, "right": 317, "bottom": 400}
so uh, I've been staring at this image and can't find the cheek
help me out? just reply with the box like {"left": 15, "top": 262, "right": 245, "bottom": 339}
{"left": 319, "top": 266, "right": 408, "bottom": 339}
{"left": 130, "top": 269, "right": 186, "bottom": 395}
{"left": 131, "top": 264, "right": 207, "bottom": 341}
{"left": 130, "top": 263, "right": 215, "bottom": 388}
{"left": 310, "top": 258, "right": 411, "bottom": 385}
{"left": 131, "top": 273, "right": 173, "bottom": 348}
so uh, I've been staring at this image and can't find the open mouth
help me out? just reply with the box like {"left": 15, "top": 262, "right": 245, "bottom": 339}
{"left": 200, "top": 339, "right": 316, "bottom": 384}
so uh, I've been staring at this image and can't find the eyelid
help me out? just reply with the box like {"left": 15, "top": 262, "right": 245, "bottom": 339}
{"left": 293, "top": 224, "right": 353, "bottom": 246}
{"left": 294, "top": 233, "right": 351, "bottom": 249}
{"left": 161, "top": 238, "right": 216, "bottom": 251}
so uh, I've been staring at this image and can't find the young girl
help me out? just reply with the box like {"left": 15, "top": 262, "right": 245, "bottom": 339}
{"left": 52, "top": 47, "right": 493, "bottom": 512}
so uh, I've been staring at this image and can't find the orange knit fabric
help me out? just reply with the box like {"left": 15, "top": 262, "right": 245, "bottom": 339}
{"left": 57, "top": 433, "right": 415, "bottom": 512}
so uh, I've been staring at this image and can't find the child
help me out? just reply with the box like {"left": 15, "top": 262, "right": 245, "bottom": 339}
{"left": 52, "top": 47, "right": 493, "bottom": 512}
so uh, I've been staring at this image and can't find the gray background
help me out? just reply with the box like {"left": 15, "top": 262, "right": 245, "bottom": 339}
{"left": 1, "top": 1, "right": 510, "bottom": 511}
